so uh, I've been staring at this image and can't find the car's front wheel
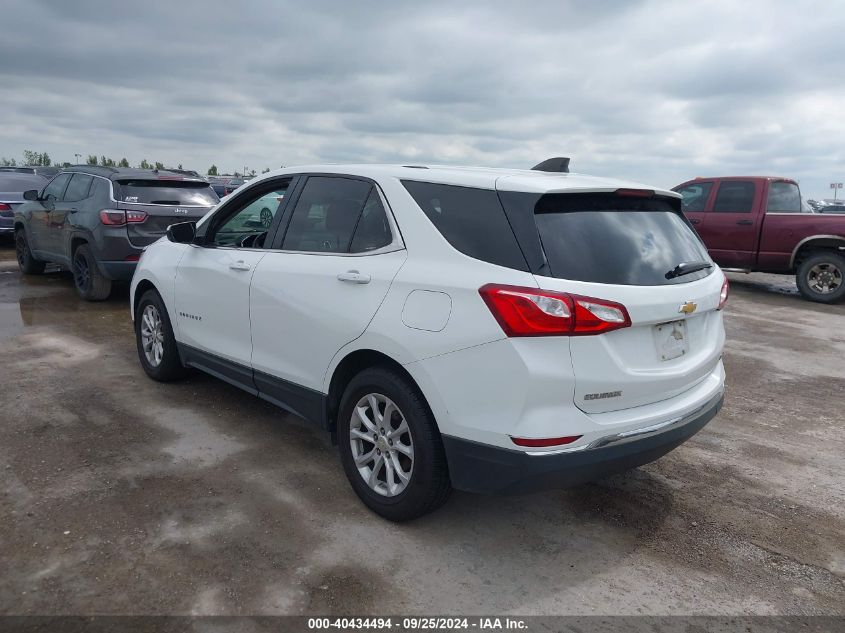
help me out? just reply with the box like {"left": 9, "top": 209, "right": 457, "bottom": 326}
{"left": 135, "top": 289, "right": 188, "bottom": 382}
{"left": 796, "top": 252, "right": 845, "bottom": 304}
{"left": 72, "top": 244, "right": 112, "bottom": 301}
{"left": 338, "top": 367, "right": 451, "bottom": 521}
{"left": 15, "top": 230, "right": 46, "bottom": 275}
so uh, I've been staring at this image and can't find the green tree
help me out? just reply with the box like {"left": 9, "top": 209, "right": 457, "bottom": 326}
{"left": 208, "top": 164, "right": 218, "bottom": 176}
{"left": 0, "top": 157, "right": 16, "bottom": 166}
{"left": 22, "top": 150, "right": 46, "bottom": 165}
{"left": 61, "top": 162, "right": 72, "bottom": 168}
{"left": 100, "top": 156, "right": 115, "bottom": 167}
{"left": 139, "top": 159, "right": 151, "bottom": 169}
{"left": 261, "top": 167, "right": 270, "bottom": 174}
{"left": 177, "top": 163, "right": 183, "bottom": 170}
{"left": 118, "top": 157, "right": 130, "bottom": 168}
{"left": 154, "top": 161, "right": 164, "bottom": 170}
{"left": 40, "top": 152, "right": 51, "bottom": 166}
{"left": 87, "top": 155, "right": 98, "bottom": 166}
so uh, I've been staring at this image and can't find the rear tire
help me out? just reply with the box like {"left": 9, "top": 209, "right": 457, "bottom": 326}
{"left": 796, "top": 252, "right": 845, "bottom": 304}
{"left": 135, "top": 289, "right": 188, "bottom": 382}
{"left": 15, "top": 230, "right": 46, "bottom": 275}
{"left": 72, "top": 244, "right": 112, "bottom": 301}
{"left": 338, "top": 367, "right": 451, "bottom": 521}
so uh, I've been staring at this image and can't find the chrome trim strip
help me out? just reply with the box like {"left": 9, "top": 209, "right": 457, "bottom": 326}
{"left": 525, "top": 388, "right": 724, "bottom": 457}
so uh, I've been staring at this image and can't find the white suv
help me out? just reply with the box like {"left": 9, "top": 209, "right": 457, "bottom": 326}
{"left": 130, "top": 162, "right": 727, "bottom": 520}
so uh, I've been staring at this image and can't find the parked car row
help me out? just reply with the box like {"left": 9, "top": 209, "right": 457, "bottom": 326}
{"left": 5, "top": 158, "right": 840, "bottom": 519}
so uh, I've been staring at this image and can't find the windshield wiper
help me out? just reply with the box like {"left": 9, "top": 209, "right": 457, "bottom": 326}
{"left": 665, "top": 260, "right": 713, "bottom": 279}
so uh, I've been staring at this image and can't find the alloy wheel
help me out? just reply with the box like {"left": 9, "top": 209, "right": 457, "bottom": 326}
{"left": 807, "top": 263, "right": 842, "bottom": 294}
{"left": 140, "top": 304, "right": 165, "bottom": 367}
{"left": 73, "top": 251, "right": 90, "bottom": 292}
{"left": 349, "top": 393, "right": 414, "bottom": 497}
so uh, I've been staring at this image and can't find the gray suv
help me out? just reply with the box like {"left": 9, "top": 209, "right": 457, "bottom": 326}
{"left": 13, "top": 166, "right": 218, "bottom": 300}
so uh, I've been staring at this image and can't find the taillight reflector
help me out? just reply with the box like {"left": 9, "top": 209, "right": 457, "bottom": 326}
{"left": 0, "top": 203, "right": 12, "bottom": 211}
{"left": 479, "top": 284, "right": 631, "bottom": 337}
{"left": 99, "top": 209, "right": 148, "bottom": 226}
{"left": 718, "top": 277, "right": 729, "bottom": 310}
{"left": 511, "top": 435, "right": 582, "bottom": 447}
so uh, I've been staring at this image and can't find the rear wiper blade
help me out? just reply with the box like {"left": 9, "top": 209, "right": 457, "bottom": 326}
{"left": 665, "top": 260, "right": 713, "bottom": 279}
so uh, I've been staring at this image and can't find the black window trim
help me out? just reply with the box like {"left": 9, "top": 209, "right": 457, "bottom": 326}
{"left": 41, "top": 172, "right": 73, "bottom": 202}
{"left": 62, "top": 173, "right": 95, "bottom": 203}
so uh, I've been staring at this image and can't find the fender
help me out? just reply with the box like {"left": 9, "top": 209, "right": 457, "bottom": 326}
{"left": 789, "top": 235, "right": 845, "bottom": 269}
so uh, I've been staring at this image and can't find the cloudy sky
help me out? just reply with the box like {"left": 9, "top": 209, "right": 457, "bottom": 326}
{"left": 1, "top": 0, "right": 843, "bottom": 198}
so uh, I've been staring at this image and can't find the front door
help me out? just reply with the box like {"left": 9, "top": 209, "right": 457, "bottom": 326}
{"left": 173, "top": 178, "right": 292, "bottom": 382}
{"left": 249, "top": 176, "right": 407, "bottom": 409}
{"left": 29, "top": 173, "right": 71, "bottom": 256}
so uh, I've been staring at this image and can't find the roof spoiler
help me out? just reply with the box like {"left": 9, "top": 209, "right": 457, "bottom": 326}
{"left": 531, "top": 157, "right": 570, "bottom": 173}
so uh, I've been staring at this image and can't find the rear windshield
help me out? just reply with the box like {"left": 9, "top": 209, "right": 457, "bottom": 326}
{"left": 534, "top": 194, "right": 712, "bottom": 285}
{"left": 115, "top": 180, "right": 219, "bottom": 206}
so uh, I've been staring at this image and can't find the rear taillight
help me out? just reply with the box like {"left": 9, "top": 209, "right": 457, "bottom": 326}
{"left": 478, "top": 284, "right": 631, "bottom": 337}
{"left": 717, "top": 277, "right": 729, "bottom": 310}
{"left": 99, "top": 209, "right": 148, "bottom": 226}
{"left": 0, "top": 203, "right": 12, "bottom": 217}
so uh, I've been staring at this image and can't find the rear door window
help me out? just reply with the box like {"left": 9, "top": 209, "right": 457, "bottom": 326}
{"left": 282, "top": 176, "right": 372, "bottom": 253}
{"left": 115, "top": 180, "right": 219, "bottom": 206}
{"left": 766, "top": 181, "right": 801, "bottom": 213}
{"left": 63, "top": 174, "right": 94, "bottom": 203}
{"left": 534, "top": 193, "right": 712, "bottom": 285}
{"left": 349, "top": 189, "right": 393, "bottom": 252}
{"left": 713, "top": 181, "right": 755, "bottom": 213}
{"left": 402, "top": 181, "right": 527, "bottom": 270}
{"left": 675, "top": 182, "right": 713, "bottom": 212}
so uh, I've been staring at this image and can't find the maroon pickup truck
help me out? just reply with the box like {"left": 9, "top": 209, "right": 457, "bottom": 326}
{"left": 673, "top": 176, "right": 845, "bottom": 303}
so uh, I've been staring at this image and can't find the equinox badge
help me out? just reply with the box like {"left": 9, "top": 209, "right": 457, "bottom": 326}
{"left": 679, "top": 301, "right": 697, "bottom": 314}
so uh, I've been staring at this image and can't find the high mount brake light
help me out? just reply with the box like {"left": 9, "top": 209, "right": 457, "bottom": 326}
{"left": 615, "top": 188, "right": 654, "bottom": 197}
{"left": 478, "top": 284, "right": 631, "bottom": 337}
{"left": 718, "top": 277, "right": 729, "bottom": 310}
{"left": 99, "top": 209, "right": 148, "bottom": 226}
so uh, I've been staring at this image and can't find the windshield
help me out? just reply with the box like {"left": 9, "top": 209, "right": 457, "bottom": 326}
{"left": 115, "top": 180, "right": 218, "bottom": 206}
{"left": 534, "top": 193, "right": 713, "bottom": 286}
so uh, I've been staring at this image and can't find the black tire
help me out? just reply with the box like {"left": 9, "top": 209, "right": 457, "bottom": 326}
{"left": 134, "top": 289, "right": 188, "bottom": 382}
{"left": 796, "top": 252, "right": 845, "bottom": 304}
{"left": 337, "top": 367, "right": 451, "bottom": 521}
{"left": 15, "top": 229, "right": 46, "bottom": 275}
{"left": 72, "top": 244, "right": 112, "bottom": 301}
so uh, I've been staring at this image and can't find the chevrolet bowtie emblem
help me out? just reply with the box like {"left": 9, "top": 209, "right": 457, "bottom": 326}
{"left": 679, "top": 301, "right": 697, "bottom": 314}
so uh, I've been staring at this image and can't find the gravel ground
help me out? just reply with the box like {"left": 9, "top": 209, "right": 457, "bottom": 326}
{"left": 0, "top": 242, "right": 842, "bottom": 616}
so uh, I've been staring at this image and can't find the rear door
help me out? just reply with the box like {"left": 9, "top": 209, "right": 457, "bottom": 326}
{"left": 517, "top": 191, "right": 725, "bottom": 414}
{"left": 249, "top": 175, "right": 406, "bottom": 402}
{"left": 114, "top": 178, "right": 218, "bottom": 248}
{"left": 696, "top": 179, "right": 762, "bottom": 268}
{"left": 48, "top": 173, "right": 93, "bottom": 255}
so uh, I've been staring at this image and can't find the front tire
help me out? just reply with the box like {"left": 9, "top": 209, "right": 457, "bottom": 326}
{"left": 72, "top": 244, "right": 112, "bottom": 301}
{"left": 796, "top": 252, "right": 845, "bottom": 304}
{"left": 15, "top": 230, "right": 46, "bottom": 275}
{"left": 338, "top": 367, "right": 451, "bottom": 521}
{"left": 134, "top": 289, "right": 188, "bottom": 382}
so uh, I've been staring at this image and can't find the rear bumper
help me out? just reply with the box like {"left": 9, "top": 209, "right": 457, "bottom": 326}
{"left": 97, "top": 260, "right": 138, "bottom": 281}
{"left": 442, "top": 390, "right": 723, "bottom": 494}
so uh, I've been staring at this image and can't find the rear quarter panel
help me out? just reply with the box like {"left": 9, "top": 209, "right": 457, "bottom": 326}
{"left": 758, "top": 214, "right": 845, "bottom": 271}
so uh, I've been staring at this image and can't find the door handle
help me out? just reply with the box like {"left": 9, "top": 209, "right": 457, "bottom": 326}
{"left": 337, "top": 270, "right": 371, "bottom": 284}
{"left": 229, "top": 260, "right": 252, "bottom": 271}
{"left": 69, "top": 208, "right": 79, "bottom": 214}
{"left": 736, "top": 219, "right": 753, "bottom": 226}
{"left": 689, "top": 218, "right": 701, "bottom": 225}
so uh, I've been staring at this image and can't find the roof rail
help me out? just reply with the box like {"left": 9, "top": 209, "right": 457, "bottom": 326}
{"left": 531, "top": 157, "right": 570, "bottom": 173}
{"left": 64, "top": 164, "right": 120, "bottom": 175}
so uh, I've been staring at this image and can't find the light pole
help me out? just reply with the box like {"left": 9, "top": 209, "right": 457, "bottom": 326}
{"left": 74, "top": 153, "right": 81, "bottom": 164}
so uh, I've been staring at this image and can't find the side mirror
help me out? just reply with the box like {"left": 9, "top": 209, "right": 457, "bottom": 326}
{"left": 167, "top": 221, "right": 196, "bottom": 243}
{"left": 23, "top": 189, "right": 39, "bottom": 201}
